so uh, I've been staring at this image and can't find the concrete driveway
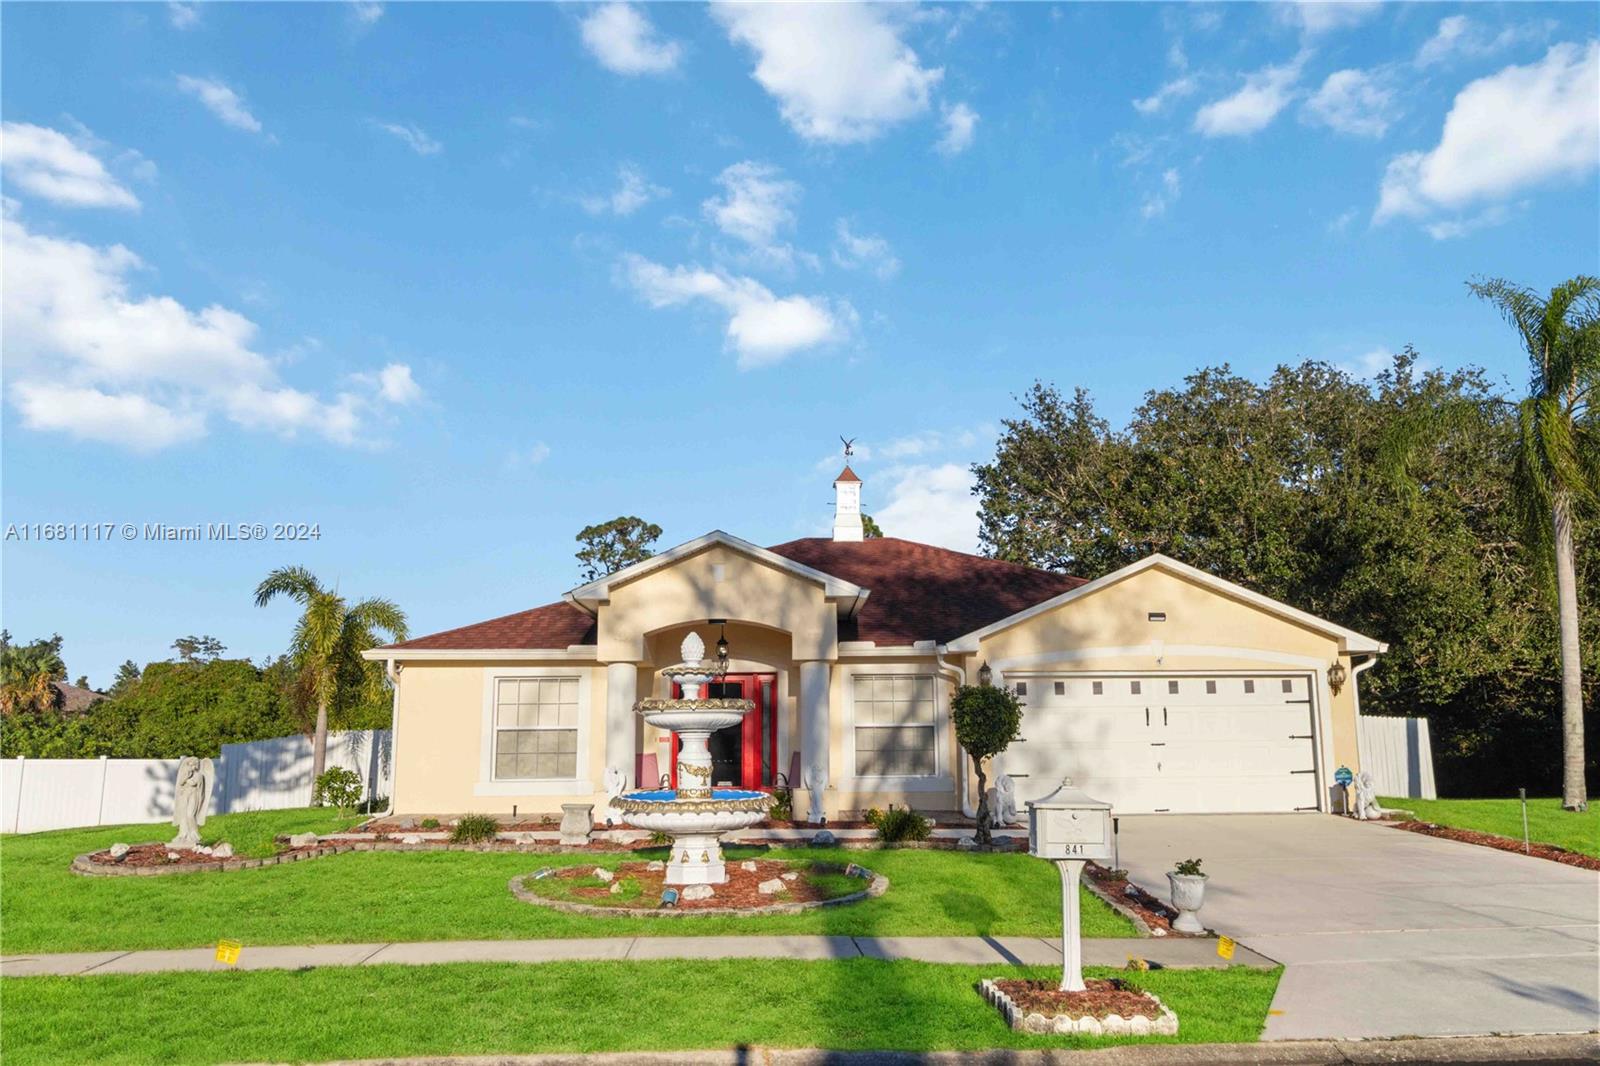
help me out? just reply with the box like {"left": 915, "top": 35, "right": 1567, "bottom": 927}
{"left": 1114, "top": 813, "right": 1599, "bottom": 1041}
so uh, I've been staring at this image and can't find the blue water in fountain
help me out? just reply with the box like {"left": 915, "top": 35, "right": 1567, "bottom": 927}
{"left": 624, "top": 789, "right": 767, "bottom": 802}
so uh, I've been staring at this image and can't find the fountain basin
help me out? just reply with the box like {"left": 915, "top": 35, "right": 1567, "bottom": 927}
{"left": 615, "top": 788, "right": 771, "bottom": 885}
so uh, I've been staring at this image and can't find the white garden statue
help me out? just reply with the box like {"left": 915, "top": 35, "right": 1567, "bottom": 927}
{"left": 804, "top": 765, "right": 828, "bottom": 824}
{"left": 988, "top": 774, "right": 1020, "bottom": 827}
{"left": 1353, "top": 770, "right": 1393, "bottom": 821}
{"left": 170, "top": 756, "right": 215, "bottom": 848}
{"left": 603, "top": 766, "right": 628, "bottom": 802}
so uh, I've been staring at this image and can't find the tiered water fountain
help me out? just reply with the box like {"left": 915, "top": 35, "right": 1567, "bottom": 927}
{"left": 611, "top": 633, "right": 771, "bottom": 885}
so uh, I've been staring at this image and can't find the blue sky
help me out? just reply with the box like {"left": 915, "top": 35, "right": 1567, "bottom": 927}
{"left": 3, "top": 1, "right": 1597, "bottom": 687}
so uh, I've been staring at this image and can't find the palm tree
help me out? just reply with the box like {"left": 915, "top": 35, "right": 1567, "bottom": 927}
{"left": 1470, "top": 275, "right": 1598, "bottom": 812}
{"left": 254, "top": 567, "right": 408, "bottom": 784}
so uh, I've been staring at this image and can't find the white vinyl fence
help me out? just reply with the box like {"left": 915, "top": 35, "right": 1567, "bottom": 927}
{"left": 2, "top": 729, "right": 391, "bottom": 835}
{"left": 1357, "top": 715, "right": 1437, "bottom": 800}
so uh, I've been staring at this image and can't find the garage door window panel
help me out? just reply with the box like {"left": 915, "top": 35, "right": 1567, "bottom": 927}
{"left": 854, "top": 674, "right": 936, "bottom": 777}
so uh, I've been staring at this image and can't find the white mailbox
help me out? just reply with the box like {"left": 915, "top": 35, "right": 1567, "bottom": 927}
{"left": 1027, "top": 778, "right": 1113, "bottom": 862}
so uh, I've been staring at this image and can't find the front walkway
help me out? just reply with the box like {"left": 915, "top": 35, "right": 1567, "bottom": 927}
{"left": 1115, "top": 813, "right": 1600, "bottom": 1041}
{"left": 0, "top": 933, "right": 1271, "bottom": 978}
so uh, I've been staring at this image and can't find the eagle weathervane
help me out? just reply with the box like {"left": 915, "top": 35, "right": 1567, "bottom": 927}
{"left": 840, "top": 436, "right": 856, "bottom": 459}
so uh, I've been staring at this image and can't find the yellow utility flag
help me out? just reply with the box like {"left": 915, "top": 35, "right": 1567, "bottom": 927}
{"left": 215, "top": 939, "right": 242, "bottom": 966}
{"left": 1216, "top": 935, "right": 1236, "bottom": 960}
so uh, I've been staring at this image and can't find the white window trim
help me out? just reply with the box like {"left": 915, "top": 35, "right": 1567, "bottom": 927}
{"left": 476, "top": 666, "right": 594, "bottom": 796}
{"left": 839, "top": 664, "right": 951, "bottom": 792}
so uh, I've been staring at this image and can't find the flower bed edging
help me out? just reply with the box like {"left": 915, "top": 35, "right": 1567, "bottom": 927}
{"left": 507, "top": 863, "right": 888, "bottom": 918}
{"left": 979, "top": 977, "right": 1178, "bottom": 1036}
{"left": 1386, "top": 819, "right": 1600, "bottom": 871}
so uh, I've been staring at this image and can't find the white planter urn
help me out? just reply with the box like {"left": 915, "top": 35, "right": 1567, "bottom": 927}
{"left": 1167, "top": 872, "right": 1208, "bottom": 933}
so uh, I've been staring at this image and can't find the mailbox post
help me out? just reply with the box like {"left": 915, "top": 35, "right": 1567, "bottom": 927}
{"left": 1027, "top": 778, "right": 1114, "bottom": 992}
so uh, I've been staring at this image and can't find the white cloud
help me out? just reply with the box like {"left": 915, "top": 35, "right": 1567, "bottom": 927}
{"left": 1194, "top": 53, "right": 1306, "bottom": 137}
{"left": 0, "top": 123, "right": 140, "bottom": 210}
{"left": 712, "top": 2, "right": 942, "bottom": 144}
{"left": 176, "top": 75, "right": 263, "bottom": 134}
{"left": 1302, "top": 68, "right": 1395, "bottom": 137}
{"left": 375, "top": 121, "right": 441, "bottom": 155}
{"left": 579, "top": 3, "right": 682, "bottom": 76}
{"left": 1277, "top": 2, "right": 1381, "bottom": 37}
{"left": 167, "top": 3, "right": 200, "bottom": 30}
{"left": 874, "top": 462, "right": 979, "bottom": 552}
{"left": 1375, "top": 42, "right": 1598, "bottom": 226}
{"left": 504, "top": 442, "right": 552, "bottom": 470}
{"left": 620, "top": 253, "right": 852, "bottom": 369}
{"left": 350, "top": 2, "right": 384, "bottom": 26}
{"left": 831, "top": 220, "right": 900, "bottom": 280}
{"left": 936, "top": 102, "right": 979, "bottom": 155}
{"left": 701, "top": 161, "right": 804, "bottom": 266}
{"left": 11, "top": 383, "right": 206, "bottom": 452}
{"left": 1133, "top": 75, "right": 1197, "bottom": 116}
{"left": 1141, "top": 168, "right": 1182, "bottom": 219}
{"left": 876, "top": 428, "right": 980, "bottom": 460}
{"left": 3, "top": 211, "right": 416, "bottom": 450}
{"left": 376, "top": 363, "right": 422, "bottom": 405}
{"left": 1423, "top": 203, "right": 1518, "bottom": 241}
{"left": 582, "top": 162, "right": 668, "bottom": 216}
{"left": 1415, "top": 15, "right": 1550, "bottom": 68}
{"left": 1327, "top": 207, "right": 1359, "bottom": 233}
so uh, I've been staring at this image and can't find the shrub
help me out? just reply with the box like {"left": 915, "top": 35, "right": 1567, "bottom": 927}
{"left": 871, "top": 805, "right": 931, "bottom": 843}
{"left": 420, "top": 817, "right": 440, "bottom": 830}
{"left": 647, "top": 830, "right": 672, "bottom": 847}
{"left": 313, "top": 767, "right": 364, "bottom": 811}
{"left": 1173, "top": 857, "right": 1205, "bottom": 877}
{"left": 950, "top": 683, "right": 1024, "bottom": 845}
{"left": 769, "top": 785, "right": 794, "bottom": 821}
{"left": 450, "top": 813, "right": 500, "bottom": 844}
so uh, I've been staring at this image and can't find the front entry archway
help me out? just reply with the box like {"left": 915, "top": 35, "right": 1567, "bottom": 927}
{"left": 670, "top": 673, "right": 779, "bottom": 790}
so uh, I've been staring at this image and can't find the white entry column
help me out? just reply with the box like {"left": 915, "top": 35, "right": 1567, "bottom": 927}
{"left": 604, "top": 661, "right": 638, "bottom": 792}
{"left": 798, "top": 660, "right": 831, "bottom": 823}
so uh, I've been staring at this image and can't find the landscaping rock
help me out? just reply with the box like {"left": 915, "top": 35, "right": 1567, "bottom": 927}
{"left": 681, "top": 884, "right": 714, "bottom": 901}
{"left": 740, "top": 860, "right": 758, "bottom": 872}
{"left": 957, "top": 836, "right": 979, "bottom": 850}
{"left": 811, "top": 829, "right": 838, "bottom": 846}
{"left": 645, "top": 860, "right": 665, "bottom": 872}
{"left": 211, "top": 843, "right": 233, "bottom": 859}
{"left": 757, "top": 878, "right": 786, "bottom": 895}
{"left": 166, "top": 852, "right": 181, "bottom": 861}
{"left": 781, "top": 871, "right": 798, "bottom": 881}
{"left": 195, "top": 845, "right": 213, "bottom": 856}
{"left": 400, "top": 835, "right": 423, "bottom": 845}
{"left": 288, "top": 832, "right": 319, "bottom": 847}
{"left": 609, "top": 882, "right": 623, "bottom": 895}
{"left": 108, "top": 843, "right": 130, "bottom": 860}
{"left": 593, "top": 867, "right": 613, "bottom": 882}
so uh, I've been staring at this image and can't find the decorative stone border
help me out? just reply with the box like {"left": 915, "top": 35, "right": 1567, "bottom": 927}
{"left": 979, "top": 978, "right": 1179, "bottom": 1036}
{"left": 507, "top": 863, "right": 889, "bottom": 918}
{"left": 69, "top": 838, "right": 612, "bottom": 877}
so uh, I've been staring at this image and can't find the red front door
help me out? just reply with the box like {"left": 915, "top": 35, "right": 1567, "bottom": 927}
{"left": 670, "top": 673, "right": 778, "bottom": 791}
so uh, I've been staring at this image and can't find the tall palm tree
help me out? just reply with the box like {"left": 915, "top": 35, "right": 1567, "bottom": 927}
{"left": 254, "top": 567, "right": 408, "bottom": 784}
{"left": 1470, "top": 275, "right": 1598, "bottom": 811}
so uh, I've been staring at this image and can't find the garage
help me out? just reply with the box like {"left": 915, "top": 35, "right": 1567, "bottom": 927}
{"left": 998, "top": 672, "right": 1322, "bottom": 814}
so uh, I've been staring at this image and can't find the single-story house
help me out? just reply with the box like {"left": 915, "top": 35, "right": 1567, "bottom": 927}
{"left": 365, "top": 466, "right": 1387, "bottom": 819}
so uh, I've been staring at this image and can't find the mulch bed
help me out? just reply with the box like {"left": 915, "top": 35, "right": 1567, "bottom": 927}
{"left": 990, "top": 978, "right": 1164, "bottom": 1021}
{"left": 85, "top": 843, "right": 325, "bottom": 868}
{"left": 1084, "top": 863, "right": 1188, "bottom": 936}
{"left": 527, "top": 859, "right": 853, "bottom": 911}
{"left": 1391, "top": 820, "right": 1600, "bottom": 871}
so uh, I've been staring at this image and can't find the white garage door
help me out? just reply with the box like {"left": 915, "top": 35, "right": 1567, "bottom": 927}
{"left": 999, "top": 673, "right": 1320, "bottom": 813}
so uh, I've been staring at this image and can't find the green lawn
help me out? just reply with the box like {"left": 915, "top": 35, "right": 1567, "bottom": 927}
{"left": 1384, "top": 795, "right": 1600, "bottom": 858}
{"left": 0, "top": 959, "right": 1281, "bottom": 1064}
{"left": 0, "top": 808, "right": 1133, "bottom": 953}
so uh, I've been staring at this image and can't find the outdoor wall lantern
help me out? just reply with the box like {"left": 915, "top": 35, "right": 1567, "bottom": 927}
{"left": 977, "top": 661, "right": 993, "bottom": 687}
{"left": 1327, "top": 660, "right": 1347, "bottom": 695}
{"left": 712, "top": 620, "right": 729, "bottom": 664}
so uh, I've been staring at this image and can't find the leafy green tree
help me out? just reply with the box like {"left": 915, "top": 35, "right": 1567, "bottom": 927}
{"left": 862, "top": 514, "right": 884, "bottom": 539}
{"left": 171, "top": 635, "right": 227, "bottom": 664}
{"left": 575, "top": 516, "right": 662, "bottom": 582}
{"left": 254, "top": 567, "right": 408, "bottom": 782}
{"left": 951, "top": 683, "right": 1024, "bottom": 845}
{"left": 1469, "top": 275, "right": 1598, "bottom": 811}
{"left": 109, "top": 660, "right": 141, "bottom": 697}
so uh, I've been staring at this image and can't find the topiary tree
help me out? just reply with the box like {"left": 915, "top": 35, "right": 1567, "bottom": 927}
{"left": 951, "top": 683, "right": 1023, "bottom": 845}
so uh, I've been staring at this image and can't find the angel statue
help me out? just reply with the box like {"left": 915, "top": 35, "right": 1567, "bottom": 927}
{"left": 987, "top": 774, "right": 1021, "bottom": 827}
{"left": 170, "top": 756, "right": 216, "bottom": 848}
{"left": 1353, "top": 770, "right": 1393, "bottom": 822}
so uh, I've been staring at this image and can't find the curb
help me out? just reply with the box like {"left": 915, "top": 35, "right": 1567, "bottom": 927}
{"left": 302, "top": 1033, "right": 1600, "bottom": 1065}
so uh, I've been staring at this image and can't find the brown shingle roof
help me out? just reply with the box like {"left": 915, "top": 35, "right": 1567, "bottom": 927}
{"left": 389, "top": 601, "right": 596, "bottom": 651}
{"left": 766, "top": 537, "right": 1085, "bottom": 645}
{"left": 834, "top": 465, "right": 861, "bottom": 483}
{"left": 389, "top": 536, "right": 1083, "bottom": 652}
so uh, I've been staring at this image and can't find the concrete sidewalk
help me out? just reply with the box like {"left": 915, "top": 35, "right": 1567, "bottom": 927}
{"left": 0, "top": 934, "right": 1271, "bottom": 978}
